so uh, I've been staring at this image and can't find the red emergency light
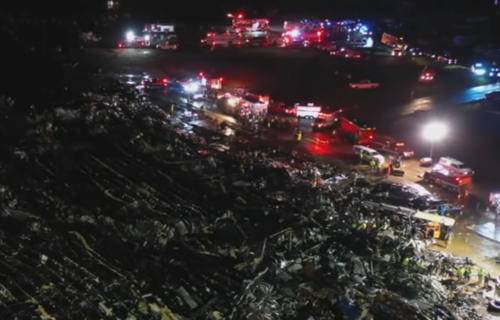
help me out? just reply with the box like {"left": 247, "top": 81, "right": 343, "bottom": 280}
{"left": 237, "top": 14, "right": 243, "bottom": 19}
{"left": 163, "top": 79, "right": 167, "bottom": 83}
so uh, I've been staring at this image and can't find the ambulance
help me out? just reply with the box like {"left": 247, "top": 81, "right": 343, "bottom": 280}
{"left": 312, "top": 110, "right": 342, "bottom": 130}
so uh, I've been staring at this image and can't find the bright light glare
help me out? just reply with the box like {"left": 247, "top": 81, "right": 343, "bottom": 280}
{"left": 185, "top": 83, "right": 199, "bottom": 92}
{"left": 290, "top": 29, "right": 300, "bottom": 37}
{"left": 144, "top": 35, "right": 150, "bottom": 41}
{"left": 364, "top": 37, "right": 373, "bottom": 48}
{"left": 422, "top": 123, "right": 447, "bottom": 141}
{"left": 126, "top": 31, "right": 134, "bottom": 41}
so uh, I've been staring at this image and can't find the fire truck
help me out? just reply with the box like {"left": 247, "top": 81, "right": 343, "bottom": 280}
{"left": 422, "top": 169, "right": 472, "bottom": 195}
{"left": 233, "top": 18, "right": 269, "bottom": 32}
{"left": 339, "top": 116, "right": 375, "bottom": 144}
{"left": 198, "top": 73, "right": 223, "bottom": 90}
{"left": 223, "top": 91, "right": 268, "bottom": 116}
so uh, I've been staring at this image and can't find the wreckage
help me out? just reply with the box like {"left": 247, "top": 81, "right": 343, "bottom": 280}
{"left": 0, "top": 82, "right": 488, "bottom": 320}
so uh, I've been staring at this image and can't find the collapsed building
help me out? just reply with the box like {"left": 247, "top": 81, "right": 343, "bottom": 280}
{"left": 0, "top": 82, "right": 488, "bottom": 320}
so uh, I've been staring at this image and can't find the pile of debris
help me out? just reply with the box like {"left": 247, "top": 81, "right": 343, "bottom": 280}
{"left": 0, "top": 81, "right": 487, "bottom": 320}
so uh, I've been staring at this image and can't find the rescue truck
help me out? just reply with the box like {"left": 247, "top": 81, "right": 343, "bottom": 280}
{"left": 436, "top": 157, "right": 474, "bottom": 176}
{"left": 339, "top": 115, "right": 375, "bottom": 144}
{"left": 312, "top": 110, "right": 342, "bottom": 131}
{"left": 422, "top": 168, "right": 472, "bottom": 195}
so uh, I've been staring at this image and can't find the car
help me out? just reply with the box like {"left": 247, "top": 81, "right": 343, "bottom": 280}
{"left": 370, "top": 182, "right": 440, "bottom": 209}
{"left": 353, "top": 145, "right": 385, "bottom": 164}
{"left": 318, "top": 43, "right": 339, "bottom": 51}
{"left": 118, "top": 41, "right": 146, "bottom": 48}
{"left": 407, "top": 47, "right": 423, "bottom": 56}
{"left": 485, "top": 91, "right": 500, "bottom": 101}
{"left": 419, "top": 67, "right": 435, "bottom": 83}
{"left": 349, "top": 80, "right": 380, "bottom": 89}
{"left": 425, "top": 203, "right": 463, "bottom": 217}
{"left": 142, "top": 77, "right": 168, "bottom": 89}
{"left": 330, "top": 48, "right": 360, "bottom": 58}
{"left": 391, "top": 48, "right": 404, "bottom": 56}
{"left": 431, "top": 51, "right": 457, "bottom": 64}
{"left": 157, "top": 42, "right": 178, "bottom": 50}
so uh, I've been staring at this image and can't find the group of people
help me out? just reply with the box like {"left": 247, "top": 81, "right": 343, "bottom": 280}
{"left": 401, "top": 255, "right": 489, "bottom": 286}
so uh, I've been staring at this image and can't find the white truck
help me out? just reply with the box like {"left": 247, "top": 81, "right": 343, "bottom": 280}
{"left": 294, "top": 103, "right": 321, "bottom": 119}
{"left": 349, "top": 80, "right": 380, "bottom": 89}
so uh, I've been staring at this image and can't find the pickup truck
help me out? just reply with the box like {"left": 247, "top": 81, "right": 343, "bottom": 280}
{"left": 349, "top": 80, "right": 380, "bottom": 89}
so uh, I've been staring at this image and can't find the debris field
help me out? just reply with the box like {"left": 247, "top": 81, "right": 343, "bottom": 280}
{"left": 0, "top": 82, "right": 488, "bottom": 320}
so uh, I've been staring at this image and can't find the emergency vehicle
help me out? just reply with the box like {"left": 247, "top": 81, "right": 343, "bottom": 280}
{"left": 294, "top": 103, "right": 321, "bottom": 119}
{"left": 201, "top": 32, "right": 244, "bottom": 47}
{"left": 142, "top": 77, "right": 168, "bottom": 89}
{"left": 370, "top": 136, "right": 414, "bottom": 158}
{"left": 422, "top": 168, "right": 472, "bottom": 195}
{"left": 435, "top": 157, "right": 473, "bottom": 175}
{"left": 340, "top": 116, "right": 375, "bottom": 144}
{"left": 223, "top": 91, "right": 269, "bottom": 114}
{"left": 312, "top": 110, "right": 342, "bottom": 130}
{"left": 268, "top": 103, "right": 296, "bottom": 115}
{"left": 143, "top": 24, "right": 176, "bottom": 47}
{"left": 119, "top": 37, "right": 148, "bottom": 48}
{"left": 233, "top": 18, "right": 269, "bottom": 32}
{"left": 198, "top": 73, "right": 223, "bottom": 90}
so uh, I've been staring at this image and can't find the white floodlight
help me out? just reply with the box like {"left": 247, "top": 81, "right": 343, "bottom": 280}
{"left": 422, "top": 122, "right": 447, "bottom": 141}
{"left": 126, "top": 31, "right": 134, "bottom": 41}
{"left": 422, "top": 122, "right": 447, "bottom": 158}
